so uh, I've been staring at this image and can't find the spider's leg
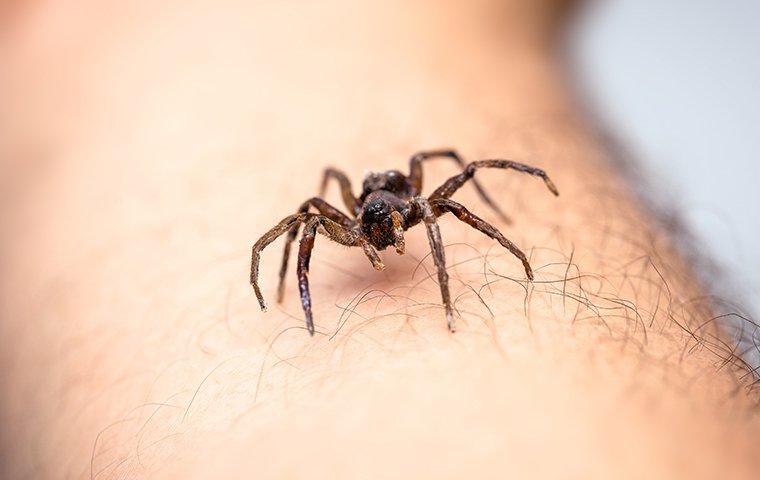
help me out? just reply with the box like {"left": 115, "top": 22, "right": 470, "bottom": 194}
{"left": 278, "top": 197, "right": 354, "bottom": 303}
{"left": 412, "top": 197, "right": 455, "bottom": 332}
{"left": 316, "top": 215, "right": 385, "bottom": 271}
{"left": 408, "top": 150, "right": 511, "bottom": 223}
{"left": 253, "top": 210, "right": 382, "bottom": 332}
{"left": 431, "top": 198, "right": 534, "bottom": 280}
{"left": 357, "top": 237, "right": 385, "bottom": 271}
{"left": 430, "top": 159, "right": 559, "bottom": 206}
{"left": 251, "top": 213, "right": 314, "bottom": 311}
{"left": 296, "top": 218, "right": 320, "bottom": 335}
{"left": 319, "top": 167, "right": 361, "bottom": 216}
{"left": 295, "top": 216, "right": 383, "bottom": 336}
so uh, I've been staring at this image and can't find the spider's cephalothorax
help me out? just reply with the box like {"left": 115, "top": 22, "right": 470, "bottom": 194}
{"left": 358, "top": 190, "right": 406, "bottom": 251}
{"left": 250, "top": 149, "right": 559, "bottom": 335}
{"left": 358, "top": 170, "right": 413, "bottom": 251}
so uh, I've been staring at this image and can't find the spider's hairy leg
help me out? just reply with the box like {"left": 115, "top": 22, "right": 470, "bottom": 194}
{"left": 294, "top": 217, "right": 382, "bottom": 335}
{"left": 430, "top": 159, "right": 559, "bottom": 203}
{"left": 319, "top": 167, "right": 361, "bottom": 217}
{"left": 252, "top": 211, "right": 382, "bottom": 330}
{"left": 412, "top": 197, "right": 455, "bottom": 332}
{"left": 408, "top": 150, "right": 511, "bottom": 223}
{"left": 277, "top": 197, "right": 354, "bottom": 303}
{"left": 431, "top": 198, "right": 534, "bottom": 280}
{"left": 313, "top": 215, "right": 384, "bottom": 271}
{"left": 297, "top": 218, "right": 319, "bottom": 335}
{"left": 251, "top": 213, "right": 313, "bottom": 311}
{"left": 358, "top": 238, "right": 385, "bottom": 271}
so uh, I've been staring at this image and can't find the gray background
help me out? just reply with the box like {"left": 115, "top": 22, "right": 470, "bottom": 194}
{"left": 569, "top": 0, "right": 760, "bottom": 323}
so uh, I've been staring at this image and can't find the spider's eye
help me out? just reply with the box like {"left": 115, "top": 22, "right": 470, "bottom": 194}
{"left": 363, "top": 199, "right": 390, "bottom": 223}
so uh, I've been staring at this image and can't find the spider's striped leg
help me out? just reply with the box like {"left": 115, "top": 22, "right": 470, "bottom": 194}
{"left": 412, "top": 197, "right": 455, "bottom": 332}
{"left": 431, "top": 198, "right": 533, "bottom": 280}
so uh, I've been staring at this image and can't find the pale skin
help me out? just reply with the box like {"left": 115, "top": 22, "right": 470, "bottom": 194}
{"left": 1, "top": 1, "right": 759, "bottom": 479}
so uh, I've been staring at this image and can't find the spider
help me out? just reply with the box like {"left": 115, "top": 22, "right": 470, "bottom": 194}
{"left": 250, "top": 149, "right": 559, "bottom": 335}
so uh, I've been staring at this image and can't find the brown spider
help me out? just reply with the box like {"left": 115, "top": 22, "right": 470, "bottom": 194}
{"left": 250, "top": 150, "right": 559, "bottom": 335}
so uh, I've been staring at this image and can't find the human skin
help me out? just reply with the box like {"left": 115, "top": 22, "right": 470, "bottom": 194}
{"left": 1, "top": 0, "right": 758, "bottom": 478}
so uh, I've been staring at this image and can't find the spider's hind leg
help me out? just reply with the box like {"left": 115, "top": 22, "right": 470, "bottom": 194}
{"left": 319, "top": 167, "right": 361, "bottom": 216}
{"left": 430, "top": 159, "right": 558, "bottom": 205}
{"left": 408, "top": 150, "right": 511, "bottom": 223}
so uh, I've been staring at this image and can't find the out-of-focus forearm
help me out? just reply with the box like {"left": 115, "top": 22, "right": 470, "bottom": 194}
{"left": 1, "top": 1, "right": 757, "bottom": 479}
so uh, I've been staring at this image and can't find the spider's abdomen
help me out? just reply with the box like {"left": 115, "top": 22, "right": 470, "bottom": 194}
{"left": 360, "top": 169, "right": 414, "bottom": 201}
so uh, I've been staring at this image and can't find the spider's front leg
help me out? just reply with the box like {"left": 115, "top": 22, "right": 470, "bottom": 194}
{"left": 251, "top": 213, "right": 311, "bottom": 311}
{"left": 411, "top": 197, "right": 455, "bottom": 332}
{"left": 250, "top": 213, "right": 382, "bottom": 322}
{"left": 296, "top": 219, "right": 320, "bottom": 335}
{"left": 295, "top": 217, "right": 383, "bottom": 335}
{"left": 431, "top": 198, "right": 534, "bottom": 280}
{"left": 277, "top": 197, "right": 353, "bottom": 303}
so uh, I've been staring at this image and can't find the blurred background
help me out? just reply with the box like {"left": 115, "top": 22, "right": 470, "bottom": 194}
{"left": 569, "top": 0, "right": 760, "bottom": 346}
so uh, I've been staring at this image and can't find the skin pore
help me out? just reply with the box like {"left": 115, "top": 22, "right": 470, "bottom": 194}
{"left": 1, "top": 0, "right": 758, "bottom": 478}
